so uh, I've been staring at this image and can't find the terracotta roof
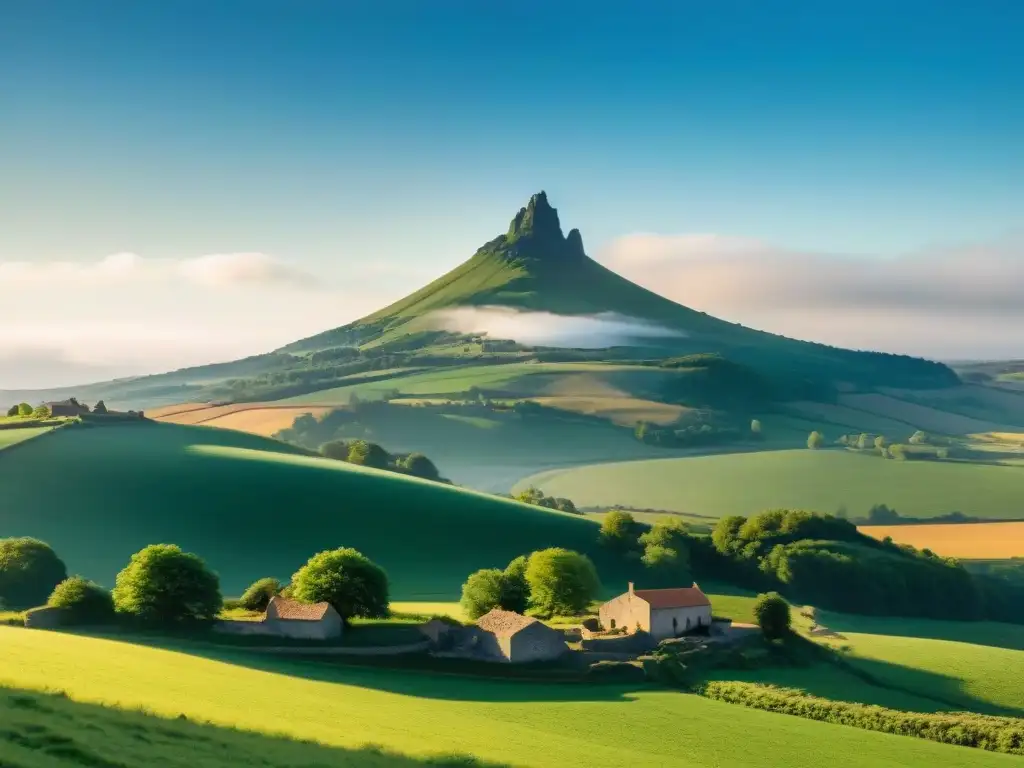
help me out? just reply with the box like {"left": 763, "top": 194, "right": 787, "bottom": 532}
{"left": 475, "top": 609, "right": 539, "bottom": 638}
{"left": 632, "top": 585, "right": 711, "bottom": 610}
{"left": 267, "top": 596, "right": 333, "bottom": 621}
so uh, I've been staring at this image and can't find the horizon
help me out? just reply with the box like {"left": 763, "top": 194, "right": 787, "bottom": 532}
{"left": 3, "top": 2, "right": 1023, "bottom": 389}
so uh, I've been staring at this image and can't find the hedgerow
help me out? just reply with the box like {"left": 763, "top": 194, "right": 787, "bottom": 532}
{"left": 698, "top": 681, "right": 1024, "bottom": 755}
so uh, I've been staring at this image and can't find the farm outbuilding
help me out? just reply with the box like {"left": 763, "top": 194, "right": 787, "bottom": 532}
{"left": 471, "top": 609, "right": 568, "bottom": 663}
{"left": 599, "top": 583, "right": 712, "bottom": 640}
{"left": 262, "top": 596, "right": 343, "bottom": 640}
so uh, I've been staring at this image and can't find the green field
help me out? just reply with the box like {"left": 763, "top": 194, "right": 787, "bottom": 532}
{"left": 280, "top": 362, "right": 677, "bottom": 405}
{"left": 0, "top": 627, "right": 1015, "bottom": 768}
{"left": 0, "top": 422, "right": 618, "bottom": 597}
{"left": 813, "top": 613, "right": 1024, "bottom": 716}
{"left": 0, "top": 426, "right": 52, "bottom": 449}
{"left": 520, "top": 449, "right": 1024, "bottom": 519}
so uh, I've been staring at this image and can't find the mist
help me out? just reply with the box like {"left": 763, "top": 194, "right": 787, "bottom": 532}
{"left": 426, "top": 306, "right": 684, "bottom": 348}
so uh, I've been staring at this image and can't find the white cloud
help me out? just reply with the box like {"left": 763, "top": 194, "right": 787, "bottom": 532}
{"left": 598, "top": 233, "right": 1024, "bottom": 360}
{"left": 427, "top": 306, "right": 684, "bottom": 348}
{"left": 0, "top": 252, "right": 316, "bottom": 289}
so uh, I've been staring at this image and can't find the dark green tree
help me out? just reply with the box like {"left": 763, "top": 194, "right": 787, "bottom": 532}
{"left": 346, "top": 440, "right": 390, "bottom": 469}
{"left": 5, "top": 405, "right": 17, "bottom": 417}
{"left": 399, "top": 453, "right": 440, "bottom": 481}
{"left": 290, "top": 548, "right": 389, "bottom": 621}
{"left": 525, "top": 548, "right": 600, "bottom": 616}
{"left": 47, "top": 576, "right": 114, "bottom": 625}
{"left": 500, "top": 555, "right": 531, "bottom": 613}
{"left": 17, "top": 403, "right": 32, "bottom": 417}
{"left": 319, "top": 440, "right": 351, "bottom": 461}
{"left": 598, "top": 511, "right": 642, "bottom": 554}
{"left": 0, "top": 538, "right": 68, "bottom": 609}
{"left": 238, "top": 577, "right": 282, "bottom": 611}
{"left": 638, "top": 518, "right": 691, "bottom": 575}
{"left": 112, "top": 544, "right": 222, "bottom": 624}
{"left": 92, "top": 400, "right": 108, "bottom": 414}
{"left": 753, "top": 591, "right": 791, "bottom": 639}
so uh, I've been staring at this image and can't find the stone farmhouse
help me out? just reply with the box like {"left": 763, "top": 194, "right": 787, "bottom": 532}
{"left": 45, "top": 399, "right": 90, "bottom": 417}
{"left": 473, "top": 609, "right": 568, "bottom": 663}
{"left": 426, "top": 609, "right": 568, "bottom": 663}
{"left": 215, "top": 596, "right": 343, "bottom": 641}
{"left": 599, "top": 582, "right": 712, "bottom": 640}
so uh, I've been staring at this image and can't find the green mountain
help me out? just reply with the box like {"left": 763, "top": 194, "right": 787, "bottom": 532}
{"left": 2, "top": 192, "right": 958, "bottom": 410}
{"left": 282, "top": 191, "right": 957, "bottom": 390}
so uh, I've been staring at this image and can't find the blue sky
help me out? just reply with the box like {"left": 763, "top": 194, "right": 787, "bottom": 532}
{"left": 2, "top": 1, "right": 1023, "bottom": 387}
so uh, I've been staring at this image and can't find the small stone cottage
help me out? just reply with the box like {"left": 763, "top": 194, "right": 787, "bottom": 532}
{"left": 262, "top": 596, "right": 343, "bottom": 640}
{"left": 471, "top": 609, "right": 568, "bottom": 663}
{"left": 599, "top": 582, "right": 712, "bottom": 640}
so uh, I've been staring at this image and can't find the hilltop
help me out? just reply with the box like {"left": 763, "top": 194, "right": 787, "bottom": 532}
{"left": 3, "top": 192, "right": 957, "bottom": 410}
{"left": 0, "top": 422, "right": 613, "bottom": 596}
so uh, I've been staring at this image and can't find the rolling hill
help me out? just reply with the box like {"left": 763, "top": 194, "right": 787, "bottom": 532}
{"left": 1, "top": 627, "right": 1017, "bottom": 768}
{"left": 0, "top": 422, "right": 616, "bottom": 597}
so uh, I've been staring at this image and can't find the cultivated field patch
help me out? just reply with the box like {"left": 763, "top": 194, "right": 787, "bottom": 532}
{"left": 838, "top": 394, "right": 1010, "bottom": 435}
{"left": 858, "top": 522, "right": 1024, "bottom": 560}
{"left": 519, "top": 449, "right": 1024, "bottom": 520}
{"left": 528, "top": 395, "right": 687, "bottom": 426}
{"left": 201, "top": 407, "right": 336, "bottom": 436}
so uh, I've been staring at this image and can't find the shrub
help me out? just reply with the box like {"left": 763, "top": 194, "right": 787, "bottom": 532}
{"left": 501, "top": 555, "right": 530, "bottom": 613}
{"left": 0, "top": 537, "right": 68, "bottom": 609}
{"left": 699, "top": 682, "right": 1023, "bottom": 756}
{"left": 753, "top": 592, "right": 791, "bottom": 639}
{"left": 320, "top": 440, "right": 351, "bottom": 461}
{"left": 460, "top": 569, "right": 508, "bottom": 619}
{"left": 346, "top": 440, "right": 390, "bottom": 469}
{"left": 5, "top": 404, "right": 17, "bottom": 417}
{"left": 290, "top": 547, "right": 389, "bottom": 621}
{"left": 47, "top": 576, "right": 114, "bottom": 625}
{"left": 807, "top": 431, "right": 824, "bottom": 449}
{"left": 525, "top": 548, "right": 600, "bottom": 616}
{"left": 17, "top": 403, "right": 32, "bottom": 417}
{"left": 112, "top": 544, "right": 222, "bottom": 624}
{"left": 238, "top": 577, "right": 281, "bottom": 611}
{"left": 398, "top": 453, "right": 441, "bottom": 481}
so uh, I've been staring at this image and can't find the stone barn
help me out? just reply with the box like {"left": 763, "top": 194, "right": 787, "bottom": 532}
{"left": 45, "top": 399, "right": 89, "bottom": 417}
{"left": 263, "top": 596, "right": 343, "bottom": 640}
{"left": 472, "top": 609, "right": 567, "bottom": 663}
{"left": 599, "top": 582, "right": 712, "bottom": 640}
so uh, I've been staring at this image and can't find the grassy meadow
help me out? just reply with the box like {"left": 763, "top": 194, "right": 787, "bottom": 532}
{"left": 521, "top": 449, "right": 1024, "bottom": 519}
{"left": 859, "top": 522, "right": 1024, "bottom": 559}
{"left": 811, "top": 613, "right": 1024, "bottom": 716}
{"left": 0, "top": 627, "right": 1016, "bottom": 768}
{"left": 0, "top": 426, "right": 52, "bottom": 449}
{"left": 0, "top": 422, "right": 616, "bottom": 597}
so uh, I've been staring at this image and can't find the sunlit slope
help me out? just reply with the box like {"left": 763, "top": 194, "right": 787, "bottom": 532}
{"left": 1, "top": 627, "right": 1015, "bottom": 768}
{"left": 0, "top": 423, "right": 609, "bottom": 597}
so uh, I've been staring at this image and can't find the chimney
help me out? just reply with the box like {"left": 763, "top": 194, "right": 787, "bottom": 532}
{"left": 628, "top": 582, "right": 635, "bottom": 596}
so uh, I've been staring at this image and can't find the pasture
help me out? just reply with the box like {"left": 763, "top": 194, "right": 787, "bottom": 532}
{"left": 811, "top": 613, "right": 1024, "bottom": 716}
{"left": 859, "top": 522, "right": 1024, "bottom": 559}
{"left": 279, "top": 363, "right": 679, "bottom": 405}
{"left": 0, "top": 423, "right": 615, "bottom": 596}
{"left": 0, "top": 627, "right": 1014, "bottom": 768}
{"left": 519, "top": 449, "right": 1024, "bottom": 519}
{"left": 0, "top": 426, "right": 53, "bottom": 449}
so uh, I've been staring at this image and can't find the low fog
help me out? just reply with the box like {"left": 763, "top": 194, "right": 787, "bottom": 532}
{"left": 426, "top": 306, "right": 684, "bottom": 348}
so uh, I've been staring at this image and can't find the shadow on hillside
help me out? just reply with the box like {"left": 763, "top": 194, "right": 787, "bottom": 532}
{"left": 0, "top": 684, "right": 506, "bottom": 768}
{"left": 63, "top": 630, "right": 642, "bottom": 705}
{"left": 834, "top": 653, "right": 1024, "bottom": 718}
{"left": 818, "top": 611, "right": 1024, "bottom": 652}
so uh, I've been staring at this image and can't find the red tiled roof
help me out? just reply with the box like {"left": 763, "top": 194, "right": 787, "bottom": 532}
{"left": 632, "top": 586, "right": 711, "bottom": 610}
{"left": 475, "top": 609, "right": 539, "bottom": 638}
{"left": 267, "top": 596, "right": 333, "bottom": 621}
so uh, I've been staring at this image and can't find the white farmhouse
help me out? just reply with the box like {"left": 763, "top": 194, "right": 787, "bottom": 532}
{"left": 599, "top": 582, "right": 712, "bottom": 640}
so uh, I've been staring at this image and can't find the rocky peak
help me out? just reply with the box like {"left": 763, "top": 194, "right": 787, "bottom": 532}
{"left": 507, "top": 190, "right": 564, "bottom": 242}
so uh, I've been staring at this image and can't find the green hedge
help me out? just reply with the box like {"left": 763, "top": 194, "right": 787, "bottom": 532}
{"left": 698, "top": 681, "right": 1023, "bottom": 755}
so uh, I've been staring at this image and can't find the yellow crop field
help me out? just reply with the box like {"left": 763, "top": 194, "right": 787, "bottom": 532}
{"left": 859, "top": 521, "right": 1024, "bottom": 559}
{"left": 202, "top": 407, "right": 335, "bottom": 436}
